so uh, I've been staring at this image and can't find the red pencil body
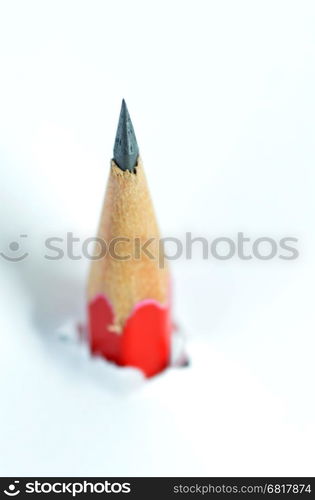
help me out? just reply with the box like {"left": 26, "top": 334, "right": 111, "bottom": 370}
{"left": 88, "top": 295, "right": 172, "bottom": 377}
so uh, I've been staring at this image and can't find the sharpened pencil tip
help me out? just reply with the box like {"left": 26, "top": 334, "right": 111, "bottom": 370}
{"left": 113, "top": 100, "right": 139, "bottom": 172}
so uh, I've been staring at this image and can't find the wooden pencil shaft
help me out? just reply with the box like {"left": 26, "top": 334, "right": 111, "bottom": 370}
{"left": 88, "top": 158, "right": 169, "bottom": 330}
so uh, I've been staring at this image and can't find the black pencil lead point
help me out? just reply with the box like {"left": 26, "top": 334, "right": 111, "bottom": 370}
{"left": 113, "top": 99, "right": 139, "bottom": 172}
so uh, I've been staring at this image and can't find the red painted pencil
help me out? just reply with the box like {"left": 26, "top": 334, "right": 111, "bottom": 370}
{"left": 87, "top": 100, "right": 172, "bottom": 377}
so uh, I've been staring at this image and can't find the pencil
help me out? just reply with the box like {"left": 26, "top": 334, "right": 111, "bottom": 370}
{"left": 87, "top": 100, "right": 172, "bottom": 377}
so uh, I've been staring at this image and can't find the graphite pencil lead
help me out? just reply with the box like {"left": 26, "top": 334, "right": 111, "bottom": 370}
{"left": 113, "top": 99, "right": 139, "bottom": 172}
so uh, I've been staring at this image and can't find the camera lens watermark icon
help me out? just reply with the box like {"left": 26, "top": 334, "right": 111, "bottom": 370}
{"left": 0, "top": 235, "right": 29, "bottom": 262}
{"left": 4, "top": 481, "right": 20, "bottom": 496}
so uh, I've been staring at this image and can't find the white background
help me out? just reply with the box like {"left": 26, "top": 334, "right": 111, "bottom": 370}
{"left": 0, "top": 0, "right": 314, "bottom": 476}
